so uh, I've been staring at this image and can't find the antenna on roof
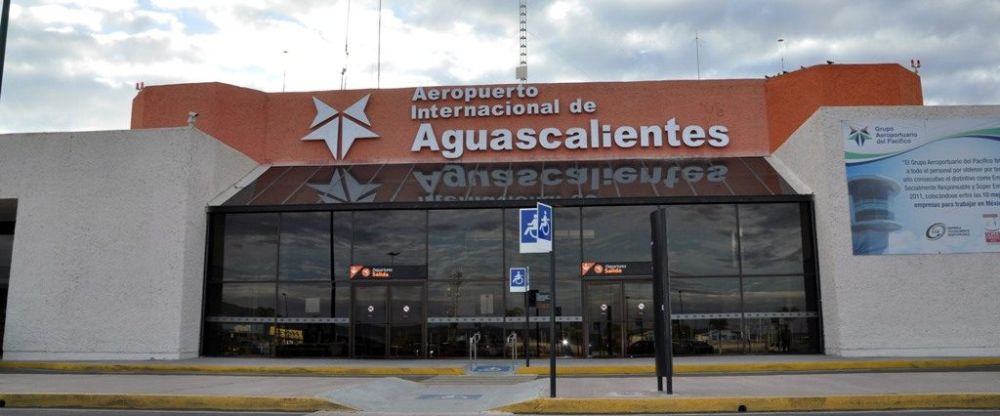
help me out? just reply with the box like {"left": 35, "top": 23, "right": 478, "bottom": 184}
{"left": 910, "top": 59, "right": 921, "bottom": 74}
{"left": 377, "top": 0, "right": 382, "bottom": 89}
{"left": 340, "top": 0, "right": 351, "bottom": 90}
{"left": 777, "top": 36, "right": 786, "bottom": 73}
{"left": 515, "top": 0, "right": 528, "bottom": 83}
{"left": 695, "top": 31, "right": 701, "bottom": 80}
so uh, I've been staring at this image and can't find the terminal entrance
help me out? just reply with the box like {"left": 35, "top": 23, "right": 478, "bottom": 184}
{"left": 585, "top": 281, "right": 654, "bottom": 358}
{"left": 202, "top": 160, "right": 819, "bottom": 359}
{"left": 353, "top": 283, "right": 424, "bottom": 358}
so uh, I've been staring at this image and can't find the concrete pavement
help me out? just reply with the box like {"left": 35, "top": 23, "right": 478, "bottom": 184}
{"left": 0, "top": 356, "right": 998, "bottom": 413}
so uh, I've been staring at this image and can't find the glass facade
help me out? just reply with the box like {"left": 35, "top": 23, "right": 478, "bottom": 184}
{"left": 203, "top": 197, "right": 818, "bottom": 358}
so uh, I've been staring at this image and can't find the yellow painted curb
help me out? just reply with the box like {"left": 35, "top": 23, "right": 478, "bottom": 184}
{"left": 0, "top": 361, "right": 464, "bottom": 376}
{"left": 0, "top": 393, "right": 355, "bottom": 412}
{"left": 514, "top": 357, "right": 1000, "bottom": 376}
{"left": 495, "top": 393, "right": 1000, "bottom": 414}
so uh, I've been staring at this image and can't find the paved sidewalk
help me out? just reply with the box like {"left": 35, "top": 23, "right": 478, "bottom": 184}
{"left": 0, "top": 370, "right": 998, "bottom": 413}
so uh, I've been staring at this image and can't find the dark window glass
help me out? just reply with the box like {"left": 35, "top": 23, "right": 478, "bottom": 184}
{"left": 428, "top": 281, "right": 502, "bottom": 317}
{"left": 742, "top": 276, "right": 809, "bottom": 313}
{"left": 739, "top": 204, "right": 804, "bottom": 275}
{"left": 208, "top": 283, "right": 276, "bottom": 317}
{"left": 427, "top": 323, "right": 505, "bottom": 358}
{"left": 582, "top": 206, "right": 654, "bottom": 263}
{"left": 276, "top": 283, "right": 331, "bottom": 317}
{"left": 202, "top": 323, "right": 271, "bottom": 357}
{"left": 333, "top": 212, "right": 352, "bottom": 280}
{"left": 670, "top": 277, "right": 741, "bottom": 314}
{"left": 278, "top": 212, "right": 331, "bottom": 281}
{"left": 274, "top": 323, "right": 348, "bottom": 357}
{"left": 354, "top": 285, "right": 387, "bottom": 323}
{"left": 672, "top": 318, "right": 741, "bottom": 355}
{"left": 428, "top": 209, "right": 502, "bottom": 280}
{"left": 667, "top": 205, "right": 739, "bottom": 276}
{"left": 0, "top": 233, "right": 12, "bottom": 282}
{"left": 220, "top": 213, "right": 279, "bottom": 281}
{"left": 557, "top": 279, "right": 583, "bottom": 316}
{"left": 391, "top": 285, "right": 424, "bottom": 324}
{"left": 745, "top": 318, "right": 819, "bottom": 353}
{"left": 334, "top": 282, "right": 351, "bottom": 318}
{"left": 555, "top": 207, "right": 581, "bottom": 279}
{"left": 353, "top": 211, "right": 426, "bottom": 271}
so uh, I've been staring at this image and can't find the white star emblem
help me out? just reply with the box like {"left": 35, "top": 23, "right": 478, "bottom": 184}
{"left": 302, "top": 95, "right": 378, "bottom": 159}
{"left": 307, "top": 169, "right": 380, "bottom": 203}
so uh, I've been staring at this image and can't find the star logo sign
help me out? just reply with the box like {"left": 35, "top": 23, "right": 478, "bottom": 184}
{"left": 307, "top": 168, "right": 380, "bottom": 203}
{"left": 302, "top": 94, "right": 378, "bottom": 159}
{"left": 848, "top": 126, "right": 872, "bottom": 146}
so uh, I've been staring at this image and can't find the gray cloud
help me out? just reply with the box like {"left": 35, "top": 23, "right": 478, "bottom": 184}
{"left": 1, "top": 0, "right": 998, "bottom": 134}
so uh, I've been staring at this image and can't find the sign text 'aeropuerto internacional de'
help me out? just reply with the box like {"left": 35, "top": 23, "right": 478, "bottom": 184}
{"left": 408, "top": 85, "right": 730, "bottom": 160}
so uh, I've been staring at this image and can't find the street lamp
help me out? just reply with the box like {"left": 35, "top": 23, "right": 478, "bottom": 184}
{"left": 387, "top": 251, "right": 400, "bottom": 266}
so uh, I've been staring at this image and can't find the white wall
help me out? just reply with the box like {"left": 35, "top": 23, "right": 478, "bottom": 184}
{"left": 772, "top": 106, "right": 1000, "bottom": 357}
{"left": 0, "top": 127, "right": 257, "bottom": 360}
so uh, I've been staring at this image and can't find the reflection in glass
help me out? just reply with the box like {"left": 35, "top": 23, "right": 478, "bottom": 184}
{"left": 220, "top": 213, "right": 279, "bottom": 281}
{"left": 669, "top": 278, "right": 741, "bottom": 314}
{"left": 276, "top": 283, "right": 331, "bottom": 317}
{"left": 207, "top": 283, "right": 275, "bottom": 317}
{"left": 672, "top": 318, "right": 742, "bottom": 355}
{"left": 354, "top": 323, "right": 386, "bottom": 357}
{"left": 428, "top": 282, "right": 502, "bottom": 317}
{"left": 274, "top": 323, "right": 348, "bottom": 357}
{"left": 278, "top": 212, "right": 331, "bottom": 281}
{"left": 667, "top": 205, "right": 738, "bottom": 276}
{"left": 582, "top": 206, "right": 655, "bottom": 263}
{"left": 745, "top": 318, "right": 818, "bottom": 353}
{"left": 428, "top": 210, "right": 502, "bottom": 280}
{"left": 354, "top": 285, "right": 387, "bottom": 323}
{"left": 333, "top": 212, "right": 352, "bottom": 280}
{"left": 391, "top": 285, "right": 423, "bottom": 324}
{"left": 0, "top": 233, "right": 12, "bottom": 282}
{"left": 203, "top": 323, "right": 271, "bottom": 357}
{"left": 739, "top": 204, "right": 804, "bottom": 275}
{"left": 390, "top": 325, "right": 422, "bottom": 357}
{"left": 427, "top": 323, "right": 505, "bottom": 358}
{"left": 742, "top": 276, "right": 808, "bottom": 312}
{"left": 353, "top": 211, "right": 426, "bottom": 269}
{"left": 555, "top": 207, "right": 582, "bottom": 278}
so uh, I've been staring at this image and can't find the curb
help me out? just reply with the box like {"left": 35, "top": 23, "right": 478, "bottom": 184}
{"left": 0, "top": 393, "right": 355, "bottom": 412}
{"left": 0, "top": 361, "right": 464, "bottom": 376}
{"left": 514, "top": 357, "right": 1000, "bottom": 376}
{"left": 495, "top": 393, "right": 1000, "bottom": 414}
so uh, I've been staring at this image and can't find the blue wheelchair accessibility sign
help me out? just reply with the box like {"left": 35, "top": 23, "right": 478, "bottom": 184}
{"left": 509, "top": 267, "right": 528, "bottom": 293}
{"left": 519, "top": 202, "right": 553, "bottom": 253}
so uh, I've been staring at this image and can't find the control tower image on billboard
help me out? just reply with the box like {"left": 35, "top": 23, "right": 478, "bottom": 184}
{"left": 848, "top": 175, "right": 902, "bottom": 254}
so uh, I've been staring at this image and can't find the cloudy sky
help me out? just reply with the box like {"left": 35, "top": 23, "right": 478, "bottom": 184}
{"left": 1, "top": 0, "right": 998, "bottom": 133}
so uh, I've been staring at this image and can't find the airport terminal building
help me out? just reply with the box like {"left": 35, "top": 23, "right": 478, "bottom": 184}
{"left": 1, "top": 64, "right": 998, "bottom": 360}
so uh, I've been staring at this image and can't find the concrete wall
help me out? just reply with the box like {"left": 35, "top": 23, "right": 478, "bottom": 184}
{"left": 772, "top": 106, "right": 1000, "bottom": 357}
{"left": 0, "top": 127, "right": 257, "bottom": 360}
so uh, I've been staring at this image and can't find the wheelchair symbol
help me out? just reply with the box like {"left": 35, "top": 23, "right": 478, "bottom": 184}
{"left": 512, "top": 271, "right": 525, "bottom": 286}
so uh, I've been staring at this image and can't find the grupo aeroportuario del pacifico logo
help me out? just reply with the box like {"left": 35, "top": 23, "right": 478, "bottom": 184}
{"left": 300, "top": 84, "right": 735, "bottom": 161}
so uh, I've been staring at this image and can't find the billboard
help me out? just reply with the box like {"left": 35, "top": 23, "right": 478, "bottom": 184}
{"left": 843, "top": 118, "right": 1000, "bottom": 255}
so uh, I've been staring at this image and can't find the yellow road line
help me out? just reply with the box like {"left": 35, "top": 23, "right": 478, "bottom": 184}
{"left": 496, "top": 393, "right": 1000, "bottom": 414}
{"left": 514, "top": 357, "right": 1000, "bottom": 375}
{"left": 0, "top": 393, "right": 354, "bottom": 412}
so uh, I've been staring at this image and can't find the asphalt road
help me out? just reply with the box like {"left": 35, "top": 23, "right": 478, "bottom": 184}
{"left": 1, "top": 409, "right": 1000, "bottom": 416}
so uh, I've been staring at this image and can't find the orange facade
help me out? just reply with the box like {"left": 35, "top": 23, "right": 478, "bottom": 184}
{"left": 131, "top": 64, "right": 922, "bottom": 165}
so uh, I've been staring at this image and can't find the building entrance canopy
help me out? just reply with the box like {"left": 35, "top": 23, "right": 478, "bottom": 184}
{"left": 221, "top": 158, "right": 795, "bottom": 207}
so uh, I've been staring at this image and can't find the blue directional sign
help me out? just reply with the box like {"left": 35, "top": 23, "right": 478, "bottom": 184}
{"left": 536, "top": 202, "right": 553, "bottom": 250}
{"left": 509, "top": 267, "right": 528, "bottom": 293}
{"left": 520, "top": 203, "right": 553, "bottom": 253}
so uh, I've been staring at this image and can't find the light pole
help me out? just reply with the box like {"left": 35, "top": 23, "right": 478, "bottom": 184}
{"left": 387, "top": 251, "right": 400, "bottom": 266}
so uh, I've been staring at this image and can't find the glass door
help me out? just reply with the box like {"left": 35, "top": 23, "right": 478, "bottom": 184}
{"left": 585, "top": 282, "right": 622, "bottom": 357}
{"left": 624, "top": 282, "right": 654, "bottom": 357}
{"left": 585, "top": 280, "right": 654, "bottom": 358}
{"left": 389, "top": 284, "right": 424, "bottom": 358}
{"left": 353, "top": 285, "right": 388, "bottom": 357}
